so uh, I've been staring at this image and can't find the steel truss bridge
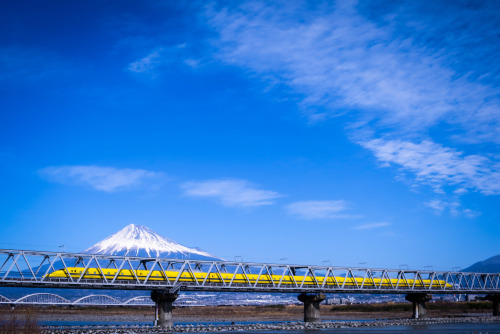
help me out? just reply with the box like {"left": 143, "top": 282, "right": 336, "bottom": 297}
{"left": 1, "top": 249, "right": 499, "bottom": 295}
{"left": 0, "top": 293, "right": 204, "bottom": 306}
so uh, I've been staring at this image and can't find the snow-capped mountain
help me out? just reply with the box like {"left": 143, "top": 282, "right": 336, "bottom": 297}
{"left": 83, "top": 224, "right": 222, "bottom": 261}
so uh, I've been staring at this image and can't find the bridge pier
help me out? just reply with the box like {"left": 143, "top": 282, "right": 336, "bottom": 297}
{"left": 298, "top": 293, "right": 326, "bottom": 322}
{"left": 485, "top": 294, "right": 500, "bottom": 316}
{"left": 151, "top": 290, "right": 178, "bottom": 329}
{"left": 405, "top": 293, "right": 432, "bottom": 319}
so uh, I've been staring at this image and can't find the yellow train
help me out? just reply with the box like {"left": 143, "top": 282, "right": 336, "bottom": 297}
{"left": 46, "top": 267, "right": 452, "bottom": 288}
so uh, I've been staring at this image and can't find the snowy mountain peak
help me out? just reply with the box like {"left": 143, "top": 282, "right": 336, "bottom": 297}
{"left": 83, "top": 224, "right": 221, "bottom": 260}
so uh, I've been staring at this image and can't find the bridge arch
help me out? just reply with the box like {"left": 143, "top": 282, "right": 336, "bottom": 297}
{"left": 0, "top": 295, "right": 12, "bottom": 303}
{"left": 175, "top": 296, "right": 205, "bottom": 307}
{"left": 124, "top": 296, "right": 154, "bottom": 305}
{"left": 16, "top": 293, "right": 70, "bottom": 304}
{"left": 73, "top": 295, "right": 120, "bottom": 305}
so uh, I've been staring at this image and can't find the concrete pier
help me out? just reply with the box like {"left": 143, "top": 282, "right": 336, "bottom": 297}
{"left": 297, "top": 293, "right": 326, "bottom": 322}
{"left": 485, "top": 294, "right": 500, "bottom": 316}
{"left": 151, "top": 290, "right": 178, "bottom": 329}
{"left": 405, "top": 293, "right": 432, "bottom": 319}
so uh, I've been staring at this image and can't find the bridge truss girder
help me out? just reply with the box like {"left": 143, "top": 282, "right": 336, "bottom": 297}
{"left": 0, "top": 249, "right": 499, "bottom": 294}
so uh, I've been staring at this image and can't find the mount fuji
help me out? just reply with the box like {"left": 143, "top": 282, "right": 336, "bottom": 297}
{"left": 83, "top": 224, "right": 222, "bottom": 261}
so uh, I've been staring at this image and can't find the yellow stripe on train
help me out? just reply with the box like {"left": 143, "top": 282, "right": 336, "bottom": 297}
{"left": 46, "top": 267, "right": 453, "bottom": 288}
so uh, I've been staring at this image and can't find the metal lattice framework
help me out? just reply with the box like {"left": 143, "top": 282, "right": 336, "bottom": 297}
{"left": 0, "top": 249, "right": 499, "bottom": 294}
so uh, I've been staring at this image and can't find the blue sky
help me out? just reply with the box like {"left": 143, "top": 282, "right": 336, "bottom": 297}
{"left": 1, "top": 0, "right": 499, "bottom": 270}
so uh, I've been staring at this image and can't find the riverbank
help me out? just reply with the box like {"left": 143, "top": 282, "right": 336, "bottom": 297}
{"left": 2, "top": 301, "right": 493, "bottom": 323}
{"left": 1, "top": 302, "right": 497, "bottom": 333}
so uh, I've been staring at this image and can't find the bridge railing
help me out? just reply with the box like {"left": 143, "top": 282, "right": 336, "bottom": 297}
{"left": 0, "top": 249, "right": 498, "bottom": 294}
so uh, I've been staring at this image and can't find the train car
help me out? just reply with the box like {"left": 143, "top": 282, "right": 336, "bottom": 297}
{"left": 46, "top": 267, "right": 453, "bottom": 288}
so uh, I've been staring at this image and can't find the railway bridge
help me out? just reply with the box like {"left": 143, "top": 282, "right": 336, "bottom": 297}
{"left": 1, "top": 249, "right": 499, "bottom": 329}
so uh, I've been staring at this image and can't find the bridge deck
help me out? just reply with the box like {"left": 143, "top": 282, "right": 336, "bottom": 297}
{"left": 0, "top": 249, "right": 499, "bottom": 294}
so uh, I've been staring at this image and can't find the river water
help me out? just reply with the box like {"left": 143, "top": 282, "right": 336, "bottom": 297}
{"left": 228, "top": 323, "right": 500, "bottom": 333}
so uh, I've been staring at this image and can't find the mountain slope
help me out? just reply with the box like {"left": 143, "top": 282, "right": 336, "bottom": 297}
{"left": 462, "top": 255, "right": 500, "bottom": 273}
{"left": 83, "top": 224, "right": 222, "bottom": 261}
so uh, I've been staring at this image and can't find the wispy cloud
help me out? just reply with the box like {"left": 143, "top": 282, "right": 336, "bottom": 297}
{"left": 354, "top": 222, "right": 390, "bottom": 230}
{"left": 126, "top": 44, "right": 202, "bottom": 76}
{"left": 128, "top": 48, "right": 164, "bottom": 74}
{"left": 286, "top": 200, "right": 355, "bottom": 220}
{"left": 205, "top": 1, "right": 500, "bottom": 140}
{"left": 424, "top": 199, "right": 481, "bottom": 218}
{"left": 204, "top": 1, "right": 500, "bottom": 200}
{"left": 181, "top": 179, "right": 281, "bottom": 207}
{"left": 39, "top": 166, "right": 163, "bottom": 192}
{"left": 424, "top": 199, "right": 454, "bottom": 213}
{"left": 361, "top": 139, "right": 500, "bottom": 195}
{"left": 462, "top": 209, "right": 482, "bottom": 219}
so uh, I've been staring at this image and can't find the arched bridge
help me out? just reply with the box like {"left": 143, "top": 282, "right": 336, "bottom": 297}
{"left": 0, "top": 293, "right": 205, "bottom": 306}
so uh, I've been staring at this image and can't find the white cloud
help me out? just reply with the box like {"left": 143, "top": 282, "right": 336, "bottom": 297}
{"left": 286, "top": 200, "right": 353, "bottom": 220}
{"left": 127, "top": 44, "right": 202, "bottom": 75}
{"left": 424, "top": 199, "right": 451, "bottom": 213}
{"left": 424, "top": 199, "right": 481, "bottom": 218}
{"left": 128, "top": 48, "right": 163, "bottom": 73}
{"left": 354, "top": 222, "right": 390, "bottom": 230}
{"left": 361, "top": 139, "right": 500, "bottom": 195}
{"left": 183, "top": 58, "right": 201, "bottom": 68}
{"left": 453, "top": 188, "right": 468, "bottom": 195}
{"left": 181, "top": 179, "right": 281, "bottom": 207}
{"left": 204, "top": 1, "right": 500, "bottom": 202}
{"left": 39, "top": 165, "right": 163, "bottom": 192}
{"left": 205, "top": 1, "right": 500, "bottom": 142}
{"left": 462, "top": 209, "right": 481, "bottom": 219}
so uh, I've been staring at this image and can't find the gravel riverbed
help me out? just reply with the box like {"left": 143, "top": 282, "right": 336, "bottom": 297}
{"left": 41, "top": 316, "right": 500, "bottom": 333}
